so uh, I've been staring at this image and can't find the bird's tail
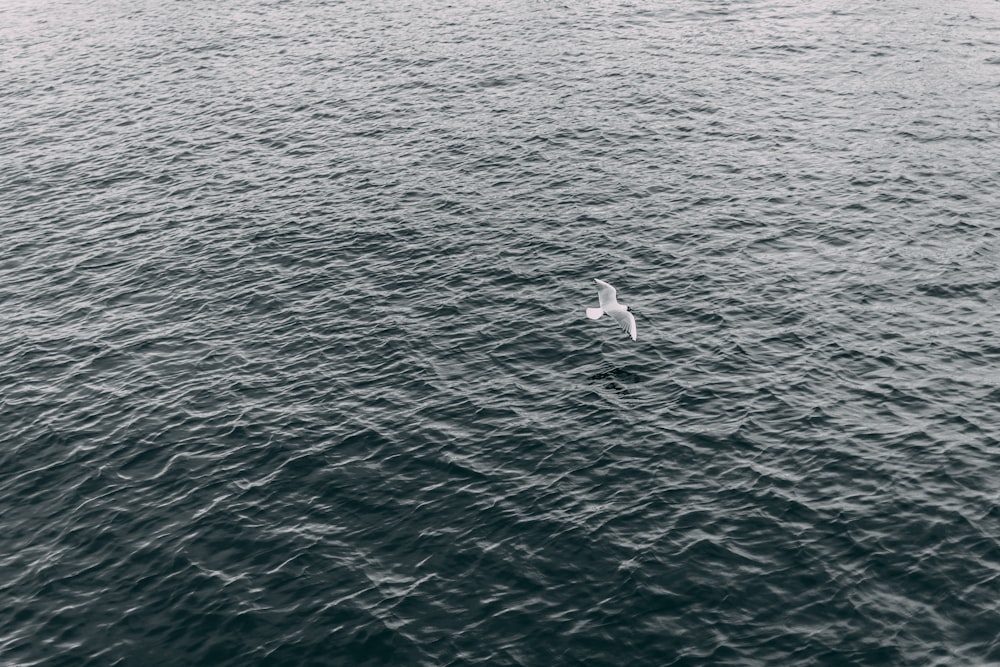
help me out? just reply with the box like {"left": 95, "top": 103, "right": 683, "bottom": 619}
{"left": 586, "top": 307, "right": 604, "bottom": 320}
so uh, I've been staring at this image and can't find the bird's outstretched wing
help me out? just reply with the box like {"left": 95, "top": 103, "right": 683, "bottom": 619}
{"left": 594, "top": 279, "right": 618, "bottom": 309}
{"left": 609, "top": 308, "right": 637, "bottom": 341}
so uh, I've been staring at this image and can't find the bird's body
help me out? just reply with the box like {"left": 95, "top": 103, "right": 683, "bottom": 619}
{"left": 587, "top": 278, "right": 637, "bottom": 341}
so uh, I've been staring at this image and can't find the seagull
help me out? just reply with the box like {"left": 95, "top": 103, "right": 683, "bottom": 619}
{"left": 586, "top": 278, "right": 637, "bottom": 341}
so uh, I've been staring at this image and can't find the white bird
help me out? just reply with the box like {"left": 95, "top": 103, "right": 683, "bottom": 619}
{"left": 586, "top": 278, "right": 637, "bottom": 341}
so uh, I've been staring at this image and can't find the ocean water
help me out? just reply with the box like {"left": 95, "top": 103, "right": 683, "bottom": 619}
{"left": 2, "top": 0, "right": 999, "bottom": 664}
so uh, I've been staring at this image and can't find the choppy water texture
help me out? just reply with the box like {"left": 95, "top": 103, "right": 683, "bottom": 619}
{"left": 3, "top": 0, "right": 1000, "bottom": 664}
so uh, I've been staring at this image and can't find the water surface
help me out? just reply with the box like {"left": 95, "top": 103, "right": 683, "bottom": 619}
{"left": 2, "top": 0, "right": 999, "bottom": 665}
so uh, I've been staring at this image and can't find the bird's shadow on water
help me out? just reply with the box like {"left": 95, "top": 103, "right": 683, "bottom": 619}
{"left": 586, "top": 363, "right": 645, "bottom": 398}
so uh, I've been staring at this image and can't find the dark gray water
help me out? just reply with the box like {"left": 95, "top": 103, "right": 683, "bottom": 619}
{"left": 3, "top": 0, "right": 1000, "bottom": 664}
